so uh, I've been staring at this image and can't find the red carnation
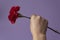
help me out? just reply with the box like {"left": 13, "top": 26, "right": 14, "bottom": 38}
{"left": 8, "top": 6, "right": 20, "bottom": 24}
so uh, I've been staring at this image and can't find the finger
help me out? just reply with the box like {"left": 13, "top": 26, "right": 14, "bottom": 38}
{"left": 30, "top": 14, "right": 37, "bottom": 25}
{"left": 36, "top": 16, "right": 42, "bottom": 25}
{"left": 31, "top": 14, "right": 37, "bottom": 20}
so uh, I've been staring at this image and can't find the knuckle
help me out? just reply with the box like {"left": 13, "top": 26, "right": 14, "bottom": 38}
{"left": 31, "top": 14, "right": 38, "bottom": 19}
{"left": 46, "top": 19, "right": 48, "bottom": 22}
{"left": 37, "top": 16, "right": 41, "bottom": 19}
{"left": 33, "top": 14, "right": 36, "bottom": 16}
{"left": 43, "top": 18, "right": 48, "bottom": 23}
{"left": 45, "top": 19, "right": 48, "bottom": 24}
{"left": 31, "top": 14, "right": 37, "bottom": 18}
{"left": 37, "top": 16, "right": 40, "bottom": 18}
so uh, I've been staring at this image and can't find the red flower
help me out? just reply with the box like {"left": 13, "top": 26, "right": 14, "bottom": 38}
{"left": 8, "top": 6, "right": 20, "bottom": 24}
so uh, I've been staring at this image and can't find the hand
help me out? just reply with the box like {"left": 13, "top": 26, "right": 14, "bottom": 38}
{"left": 30, "top": 14, "right": 48, "bottom": 36}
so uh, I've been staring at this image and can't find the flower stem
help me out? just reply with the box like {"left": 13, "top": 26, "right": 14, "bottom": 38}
{"left": 48, "top": 27, "right": 60, "bottom": 34}
{"left": 18, "top": 15, "right": 60, "bottom": 34}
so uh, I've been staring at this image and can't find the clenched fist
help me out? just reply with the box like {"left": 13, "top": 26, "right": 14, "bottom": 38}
{"left": 30, "top": 14, "right": 48, "bottom": 40}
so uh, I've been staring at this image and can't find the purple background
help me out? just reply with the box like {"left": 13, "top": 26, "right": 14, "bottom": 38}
{"left": 0, "top": 0, "right": 60, "bottom": 40}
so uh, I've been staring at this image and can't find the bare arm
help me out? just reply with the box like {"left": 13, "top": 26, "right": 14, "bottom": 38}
{"left": 30, "top": 14, "right": 48, "bottom": 40}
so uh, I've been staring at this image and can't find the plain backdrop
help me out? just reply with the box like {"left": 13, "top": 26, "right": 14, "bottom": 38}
{"left": 0, "top": 0, "right": 60, "bottom": 40}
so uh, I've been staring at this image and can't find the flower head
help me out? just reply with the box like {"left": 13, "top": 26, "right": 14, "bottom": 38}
{"left": 8, "top": 6, "right": 20, "bottom": 24}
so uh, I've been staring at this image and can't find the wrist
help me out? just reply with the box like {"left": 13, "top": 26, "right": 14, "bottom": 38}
{"left": 33, "top": 33, "right": 46, "bottom": 37}
{"left": 32, "top": 34, "right": 46, "bottom": 40}
{"left": 32, "top": 32, "right": 46, "bottom": 36}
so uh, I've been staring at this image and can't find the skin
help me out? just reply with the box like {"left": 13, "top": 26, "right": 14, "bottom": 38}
{"left": 30, "top": 14, "right": 48, "bottom": 40}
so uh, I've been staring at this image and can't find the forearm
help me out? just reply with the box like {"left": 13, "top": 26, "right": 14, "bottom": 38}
{"left": 33, "top": 34, "right": 46, "bottom": 40}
